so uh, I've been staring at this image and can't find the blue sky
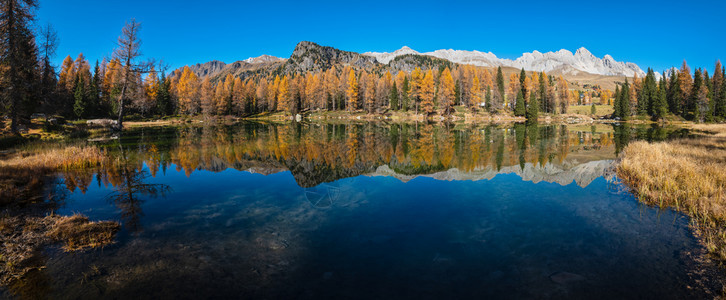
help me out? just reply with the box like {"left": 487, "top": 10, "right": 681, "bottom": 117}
{"left": 37, "top": 0, "right": 725, "bottom": 74}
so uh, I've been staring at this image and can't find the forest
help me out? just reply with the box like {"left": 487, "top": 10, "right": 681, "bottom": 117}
{"left": 2, "top": 0, "right": 726, "bottom": 135}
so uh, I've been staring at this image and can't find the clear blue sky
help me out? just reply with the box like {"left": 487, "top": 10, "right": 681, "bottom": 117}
{"left": 37, "top": 0, "right": 725, "bottom": 74}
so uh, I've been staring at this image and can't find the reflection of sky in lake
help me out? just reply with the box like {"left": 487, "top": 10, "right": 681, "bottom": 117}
{"left": 43, "top": 161, "right": 708, "bottom": 299}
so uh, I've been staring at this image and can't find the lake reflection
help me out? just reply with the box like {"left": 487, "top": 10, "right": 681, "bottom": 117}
{"left": 3, "top": 122, "right": 711, "bottom": 299}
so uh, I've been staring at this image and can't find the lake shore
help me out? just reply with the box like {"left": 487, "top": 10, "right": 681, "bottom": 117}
{"left": 616, "top": 124, "right": 726, "bottom": 262}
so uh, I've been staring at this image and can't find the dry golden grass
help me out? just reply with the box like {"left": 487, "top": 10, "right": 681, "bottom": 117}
{"left": 617, "top": 124, "right": 726, "bottom": 259}
{"left": 46, "top": 214, "right": 120, "bottom": 251}
{"left": 1, "top": 213, "right": 120, "bottom": 285}
{"left": 0, "top": 146, "right": 108, "bottom": 204}
{"left": 0, "top": 146, "right": 108, "bottom": 170}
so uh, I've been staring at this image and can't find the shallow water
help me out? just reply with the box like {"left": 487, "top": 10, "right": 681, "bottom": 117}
{"left": 2, "top": 122, "right": 713, "bottom": 299}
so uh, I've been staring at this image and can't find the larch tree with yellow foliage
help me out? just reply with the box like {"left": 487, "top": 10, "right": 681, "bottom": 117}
{"left": 346, "top": 69, "right": 358, "bottom": 111}
{"left": 439, "top": 68, "right": 455, "bottom": 115}
{"left": 364, "top": 72, "right": 376, "bottom": 113}
{"left": 139, "top": 66, "right": 159, "bottom": 116}
{"left": 232, "top": 77, "right": 245, "bottom": 114}
{"left": 419, "top": 70, "right": 435, "bottom": 115}
{"left": 176, "top": 66, "right": 200, "bottom": 114}
{"left": 278, "top": 76, "right": 290, "bottom": 112}
{"left": 200, "top": 77, "right": 215, "bottom": 117}
{"left": 410, "top": 68, "right": 424, "bottom": 114}
{"left": 470, "top": 74, "right": 481, "bottom": 111}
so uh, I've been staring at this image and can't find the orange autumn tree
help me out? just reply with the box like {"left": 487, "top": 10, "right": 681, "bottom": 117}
{"left": 420, "top": 69, "right": 435, "bottom": 115}
{"left": 346, "top": 69, "right": 358, "bottom": 111}
{"left": 439, "top": 67, "right": 455, "bottom": 114}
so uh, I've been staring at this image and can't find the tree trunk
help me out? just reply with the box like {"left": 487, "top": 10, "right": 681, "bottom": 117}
{"left": 116, "top": 83, "right": 126, "bottom": 131}
{"left": 7, "top": 0, "right": 18, "bottom": 134}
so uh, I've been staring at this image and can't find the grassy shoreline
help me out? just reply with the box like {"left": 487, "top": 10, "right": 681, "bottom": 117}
{"left": 616, "top": 124, "right": 726, "bottom": 259}
{"left": 0, "top": 145, "right": 120, "bottom": 288}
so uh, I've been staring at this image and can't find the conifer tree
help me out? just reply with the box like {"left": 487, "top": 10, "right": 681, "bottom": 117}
{"left": 514, "top": 89, "right": 526, "bottom": 116}
{"left": 439, "top": 68, "right": 455, "bottom": 115}
{"left": 346, "top": 69, "right": 358, "bottom": 112}
{"left": 653, "top": 76, "right": 668, "bottom": 121}
{"left": 712, "top": 61, "right": 724, "bottom": 118}
{"left": 640, "top": 68, "right": 657, "bottom": 116}
{"left": 619, "top": 79, "right": 631, "bottom": 119}
{"left": 38, "top": 23, "right": 58, "bottom": 116}
{"left": 73, "top": 74, "right": 86, "bottom": 118}
{"left": 389, "top": 81, "right": 399, "bottom": 110}
{"left": 690, "top": 69, "right": 703, "bottom": 120}
{"left": 668, "top": 72, "right": 682, "bottom": 114}
{"left": 419, "top": 70, "right": 435, "bottom": 115}
{"left": 112, "top": 19, "right": 153, "bottom": 130}
{"left": 496, "top": 66, "right": 505, "bottom": 110}
{"left": 485, "top": 86, "right": 493, "bottom": 113}
{"left": 401, "top": 77, "right": 410, "bottom": 111}
{"left": 156, "top": 71, "right": 172, "bottom": 115}
{"left": 454, "top": 80, "right": 461, "bottom": 106}
{"left": 538, "top": 72, "right": 547, "bottom": 113}
{"left": 0, "top": 0, "right": 40, "bottom": 132}
{"left": 613, "top": 85, "right": 621, "bottom": 118}
{"left": 591, "top": 103, "right": 596, "bottom": 115}
{"left": 519, "top": 68, "right": 527, "bottom": 98}
{"left": 88, "top": 60, "right": 101, "bottom": 117}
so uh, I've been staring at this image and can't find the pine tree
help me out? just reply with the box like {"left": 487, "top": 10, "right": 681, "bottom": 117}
{"left": 389, "top": 81, "right": 399, "bottom": 110}
{"left": 613, "top": 85, "right": 622, "bottom": 118}
{"left": 73, "top": 74, "right": 86, "bottom": 118}
{"left": 668, "top": 72, "right": 682, "bottom": 115}
{"left": 88, "top": 60, "right": 101, "bottom": 117}
{"left": 156, "top": 71, "right": 171, "bottom": 115}
{"left": 0, "top": 0, "right": 40, "bottom": 132}
{"left": 690, "top": 69, "right": 703, "bottom": 120}
{"left": 519, "top": 68, "right": 527, "bottom": 98}
{"left": 591, "top": 103, "right": 596, "bottom": 115}
{"left": 619, "top": 79, "right": 631, "bottom": 119}
{"left": 401, "top": 77, "right": 410, "bottom": 111}
{"left": 640, "top": 68, "right": 657, "bottom": 116}
{"left": 712, "top": 61, "right": 725, "bottom": 119}
{"left": 514, "top": 89, "right": 526, "bottom": 116}
{"left": 454, "top": 80, "right": 461, "bottom": 106}
{"left": 496, "top": 66, "right": 505, "bottom": 110}
{"left": 653, "top": 76, "right": 668, "bottom": 121}
{"left": 38, "top": 23, "right": 58, "bottom": 116}
{"left": 538, "top": 72, "right": 547, "bottom": 113}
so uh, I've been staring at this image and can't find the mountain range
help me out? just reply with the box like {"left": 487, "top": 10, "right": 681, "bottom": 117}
{"left": 181, "top": 41, "right": 646, "bottom": 85}
{"left": 363, "top": 46, "right": 646, "bottom": 77}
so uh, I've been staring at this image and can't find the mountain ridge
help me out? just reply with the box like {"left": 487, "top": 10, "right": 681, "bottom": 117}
{"left": 180, "top": 41, "right": 647, "bottom": 88}
{"left": 364, "top": 46, "right": 646, "bottom": 77}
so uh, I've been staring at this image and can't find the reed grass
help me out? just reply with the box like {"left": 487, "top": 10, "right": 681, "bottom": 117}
{"left": 617, "top": 124, "right": 726, "bottom": 259}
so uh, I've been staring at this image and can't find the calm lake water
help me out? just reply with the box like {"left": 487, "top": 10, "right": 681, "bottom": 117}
{"left": 2, "top": 122, "right": 716, "bottom": 299}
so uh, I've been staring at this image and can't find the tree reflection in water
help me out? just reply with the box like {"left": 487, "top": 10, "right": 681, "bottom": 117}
{"left": 105, "top": 139, "right": 171, "bottom": 233}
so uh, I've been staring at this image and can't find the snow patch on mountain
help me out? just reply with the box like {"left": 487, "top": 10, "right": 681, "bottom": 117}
{"left": 362, "top": 46, "right": 419, "bottom": 64}
{"left": 363, "top": 46, "right": 646, "bottom": 77}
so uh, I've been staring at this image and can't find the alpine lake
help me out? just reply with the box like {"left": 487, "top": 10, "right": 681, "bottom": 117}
{"left": 2, "top": 121, "right": 724, "bottom": 299}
